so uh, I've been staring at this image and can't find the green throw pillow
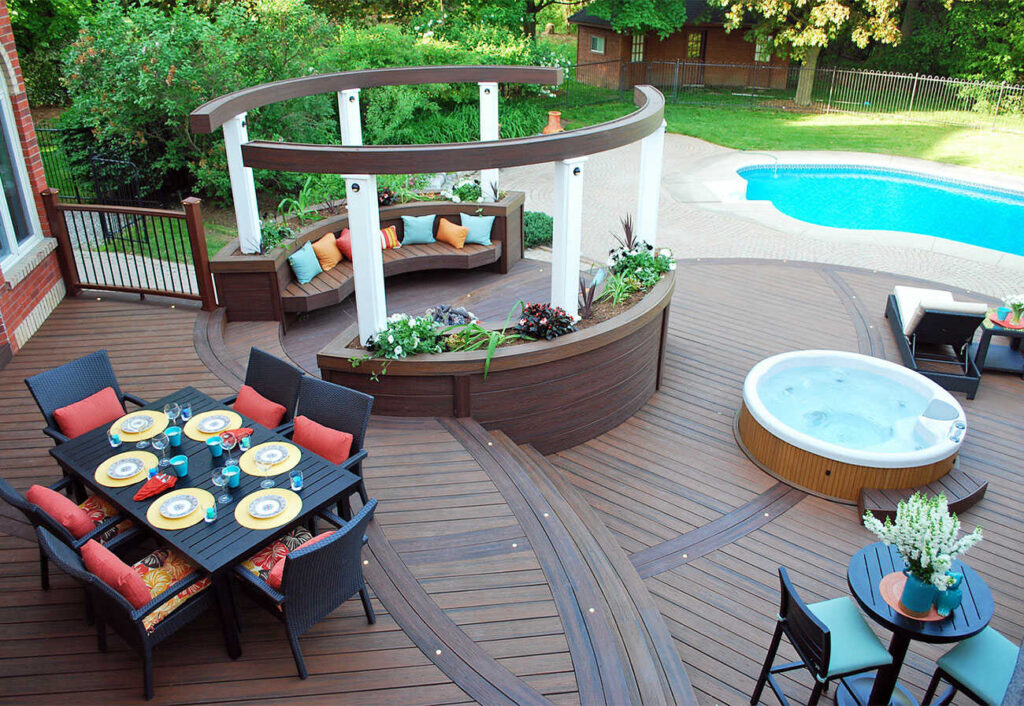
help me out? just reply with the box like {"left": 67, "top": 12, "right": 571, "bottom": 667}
{"left": 288, "top": 241, "right": 323, "bottom": 285}
{"left": 401, "top": 215, "right": 436, "bottom": 245}
{"left": 461, "top": 214, "right": 494, "bottom": 246}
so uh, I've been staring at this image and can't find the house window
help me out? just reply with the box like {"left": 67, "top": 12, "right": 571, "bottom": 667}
{"left": 590, "top": 35, "right": 605, "bottom": 55}
{"left": 631, "top": 34, "right": 645, "bottom": 62}
{"left": 686, "top": 32, "right": 704, "bottom": 60}
{"left": 755, "top": 37, "right": 772, "bottom": 63}
{"left": 0, "top": 75, "right": 41, "bottom": 267}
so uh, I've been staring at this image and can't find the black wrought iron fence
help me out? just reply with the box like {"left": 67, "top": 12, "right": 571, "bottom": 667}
{"left": 554, "top": 60, "right": 1024, "bottom": 133}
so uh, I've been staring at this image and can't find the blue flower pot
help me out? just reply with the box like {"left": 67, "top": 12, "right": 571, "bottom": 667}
{"left": 901, "top": 570, "right": 937, "bottom": 616}
{"left": 935, "top": 572, "right": 964, "bottom": 617}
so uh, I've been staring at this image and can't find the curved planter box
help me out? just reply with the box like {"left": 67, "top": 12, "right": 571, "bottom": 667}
{"left": 317, "top": 271, "right": 675, "bottom": 454}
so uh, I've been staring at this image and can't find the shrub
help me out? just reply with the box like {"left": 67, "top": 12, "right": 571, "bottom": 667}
{"left": 524, "top": 211, "right": 553, "bottom": 248}
{"left": 367, "top": 313, "right": 443, "bottom": 359}
{"left": 515, "top": 302, "right": 576, "bottom": 340}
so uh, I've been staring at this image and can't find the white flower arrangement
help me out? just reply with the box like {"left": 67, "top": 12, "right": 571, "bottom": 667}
{"left": 863, "top": 492, "right": 982, "bottom": 590}
{"left": 1006, "top": 294, "right": 1024, "bottom": 320}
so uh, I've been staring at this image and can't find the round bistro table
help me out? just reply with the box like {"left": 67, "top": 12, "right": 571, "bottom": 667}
{"left": 839, "top": 542, "right": 994, "bottom": 706}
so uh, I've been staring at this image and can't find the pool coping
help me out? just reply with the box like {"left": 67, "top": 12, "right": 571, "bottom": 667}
{"left": 668, "top": 150, "right": 1024, "bottom": 273}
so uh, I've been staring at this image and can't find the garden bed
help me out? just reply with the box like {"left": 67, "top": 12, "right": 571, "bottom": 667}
{"left": 317, "top": 269, "right": 675, "bottom": 454}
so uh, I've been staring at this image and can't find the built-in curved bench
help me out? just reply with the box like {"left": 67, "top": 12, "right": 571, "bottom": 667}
{"left": 210, "top": 191, "right": 524, "bottom": 322}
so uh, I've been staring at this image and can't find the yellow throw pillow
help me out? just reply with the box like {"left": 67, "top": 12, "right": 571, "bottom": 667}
{"left": 311, "top": 233, "right": 342, "bottom": 272}
{"left": 436, "top": 217, "right": 469, "bottom": 249}
{"left": 379, "top": 225, "right": 401, "bottom": 250}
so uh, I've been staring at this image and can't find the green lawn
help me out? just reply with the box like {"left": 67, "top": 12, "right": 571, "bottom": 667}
{"left": 560, "top": 102, "right": 1024, "bottom": 178}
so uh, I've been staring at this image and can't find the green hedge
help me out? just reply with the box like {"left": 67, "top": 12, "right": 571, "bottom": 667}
{"left": 524, "top": 210, "right": 553, "bottom": 248}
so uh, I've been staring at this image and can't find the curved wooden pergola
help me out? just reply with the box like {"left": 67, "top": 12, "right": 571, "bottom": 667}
{"left": 190, "top": 65, "right": 667, "bottom": 342}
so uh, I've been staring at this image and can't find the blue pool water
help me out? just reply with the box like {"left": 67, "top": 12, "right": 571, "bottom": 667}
{"left": 740, "top": 165, "right": 1024, "bottom": 256}
{"left": 758, "top": 365, "right": 930, "bottom": 452}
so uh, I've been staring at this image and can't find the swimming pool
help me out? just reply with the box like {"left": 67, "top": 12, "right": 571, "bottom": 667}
{"left": 739, "top": 165, "right": 1024, "bottom": 256}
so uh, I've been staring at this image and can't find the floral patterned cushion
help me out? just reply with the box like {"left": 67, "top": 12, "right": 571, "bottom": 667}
{"left": 239, "top": 526, "right": 314, "bottom": 584}
{"left": 79, "top": 494, "right": 133, "bottom": 544}
{"left": 132, "top": 547, "right": 211, "bottom": 633}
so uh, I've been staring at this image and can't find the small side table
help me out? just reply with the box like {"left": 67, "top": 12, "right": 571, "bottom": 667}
{"left": 840, "top": 542, "right": 993, "bottom": 706}
{"left": 970, "top": 311, "right": 1024, "bottom": 377}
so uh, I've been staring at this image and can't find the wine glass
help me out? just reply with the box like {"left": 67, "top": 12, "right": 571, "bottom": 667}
{"left": 256, "top": 459, "right": 275, "bottom": 489}
{"left": 220, "top": 433, "right": 237, "bottom": 463}
{"left": 151, "top": 432, "right": 170, "bottom": 468}
{"left": 180, "top": 402, "right": 193, "bottom": 422}
{"left": 163, "top": 403, "right": 181, "bottom": 426}
{"left": 212, "top": 469, "right": 231, "bottom": 504}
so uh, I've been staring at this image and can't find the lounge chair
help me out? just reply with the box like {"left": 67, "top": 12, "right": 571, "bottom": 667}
{"left": 885, "top": 286, "right": 988, "bottom": 399}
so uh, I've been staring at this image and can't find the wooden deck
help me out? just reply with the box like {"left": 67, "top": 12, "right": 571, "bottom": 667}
{"left": 1, "top": 259, "right": 1021, "bottom": 705}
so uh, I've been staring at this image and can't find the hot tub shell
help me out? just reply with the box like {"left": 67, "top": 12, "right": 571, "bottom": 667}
{"left": 736, "top": 350, "right": 963, "bottom": 503}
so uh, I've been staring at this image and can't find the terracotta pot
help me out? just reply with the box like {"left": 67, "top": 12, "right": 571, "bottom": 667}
{"left": 542, "top": 111, "right": 563, "bottom": 135}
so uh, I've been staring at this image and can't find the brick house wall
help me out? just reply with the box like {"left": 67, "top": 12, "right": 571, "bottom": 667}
{"left": 0, "top": 0, "right": 64, "bottom": 366}
{"left": 574, "top": 22, "right": 790, "bottom": 91}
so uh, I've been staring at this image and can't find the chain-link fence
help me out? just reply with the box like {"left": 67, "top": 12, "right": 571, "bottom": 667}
{"left": 548, "top": 60, "right": 1024, "bottom": 134}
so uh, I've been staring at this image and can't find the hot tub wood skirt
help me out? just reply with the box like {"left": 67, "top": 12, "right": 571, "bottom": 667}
{"left": 736, "top": 402, "right": 957, "bottom": 503}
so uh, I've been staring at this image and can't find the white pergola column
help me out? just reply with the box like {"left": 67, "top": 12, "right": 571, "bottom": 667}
{"left": 551, "top": 157, "right": 587, "bottom": 320}
{"left": 478, "top": 82, "right": 499, "bottom": 201}
{"left": 345, "top": 175, "right": 387, "bottom": 344}
{"left": 222, "top": 113, "right": 261, "bottom": 254}
{"left": 338, "top": 89, "right": 363, "bottom": 146}
{"left": 636, "top": 119, "right": 666, "bottom": 247}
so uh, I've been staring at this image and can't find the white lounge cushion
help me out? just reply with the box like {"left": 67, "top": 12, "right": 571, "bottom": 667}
{"left": 893, "top": 286, "right": 986, "bottom": 336}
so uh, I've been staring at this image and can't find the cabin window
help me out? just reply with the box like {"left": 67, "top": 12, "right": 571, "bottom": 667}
{"left": 631, "top": 34, "right": 645, "bottom": 62}
{"left": 686, "top": 32, "right": 704, "bottom": 60}
{"left": 755, "top": 37, "right": 772, "bottom": 63}
{"left": 590, "top": 35, "right": 605, "bottom": 54}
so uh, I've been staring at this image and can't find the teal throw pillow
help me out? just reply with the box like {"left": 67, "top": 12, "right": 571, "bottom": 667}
{"left": 461, "top": 214, "right": 494, "bottom": 246}
{"left": 401, "top": 214, "right": 436, "bottom": 245}
{"left": 288, "top": 241, "right": 323, "bottom": 285}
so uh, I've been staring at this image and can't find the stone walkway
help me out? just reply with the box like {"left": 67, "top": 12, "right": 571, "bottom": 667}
{"left": 502, "top": 135, "right": 1024, "bottom": 298}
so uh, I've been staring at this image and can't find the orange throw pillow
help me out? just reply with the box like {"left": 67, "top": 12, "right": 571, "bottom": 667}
{"left": 435, "top": 217, "right": 468, "bottom": 249}
{"left": 292, "top": 414, "right": 353, "bottom": 465}
{"left": 335, "top": 229, "right": 352, "bottom": 260}
{"left": 311, "top": 233, "right": 342, "bottom": 272}
{"left": 26, "top": 484, "right": 96, "bottom": 538}
{"left": 81, "top": 540, "right": 152, "bottom": 608}
{"left": 53, "top": 386, "right": 125, "bottom": 439}
{"left": 234, "top": 385, "right": 287, "bottom": 429}
{"left": 266, "top": 531, "right": 334, "bottom": 590}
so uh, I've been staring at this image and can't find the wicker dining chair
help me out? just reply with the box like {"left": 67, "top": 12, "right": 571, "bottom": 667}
{"left": 24, "top": 349, "right": 149, "bottom": 446}
{"left": 232, "top": 499, "right": 377, "bottom": 679}
{"left": 0, "top": 474, "right": 138, "bottom": 591}
{"left": 36, "top": 527, "right": 217, "bottom": 700}
{"left": 284, "top": 376, "right": 373, "bottom": 519}
{"left": 219, "top": 347, "right": 305, "bottom": 430}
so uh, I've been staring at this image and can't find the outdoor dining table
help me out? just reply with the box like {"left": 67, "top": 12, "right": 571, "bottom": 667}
{"left": 838, "top": 542, "right": 994, "bottom": 706}
{"left": 48, "top": 385, "right": 361, "bottom": 659}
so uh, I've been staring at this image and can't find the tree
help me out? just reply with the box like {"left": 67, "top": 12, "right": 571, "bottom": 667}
{"left": 586, "top": 0, "right": 690, "bottom": 38}
{"left": 711, "top": 0, "right": 905, "bottom": 105}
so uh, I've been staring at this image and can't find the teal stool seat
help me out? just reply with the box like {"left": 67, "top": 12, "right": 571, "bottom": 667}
{"left": 809, "top": 597, "right": 893, "bottom": 678}
{"left": 934, "top": 627, "right": 1018, "bottom": 706}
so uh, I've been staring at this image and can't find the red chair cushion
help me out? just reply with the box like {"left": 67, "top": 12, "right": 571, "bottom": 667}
{"left": 25, "top": 485, "right": 96, "bottom": 539}
{"left": 292, "top": 415, "right": 353, "bottom": 464}
{"left": 234, "top": 385, "right": 287, "bottom": 429}
{"left": 81, "top": 539, "right": 152, "bottom": 609}
{"left": 53, "top": 386, "right": 125, "bottom": 439}
{"left": 266, "top": 531, "right": 334, "bottom": 591}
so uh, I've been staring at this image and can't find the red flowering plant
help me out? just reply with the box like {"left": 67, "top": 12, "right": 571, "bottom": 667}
{"left": 515, "top": 302, "right": 577, "bottom": 340}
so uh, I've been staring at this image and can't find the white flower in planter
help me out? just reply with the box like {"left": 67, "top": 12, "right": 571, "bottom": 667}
{"left": 669, "top": 262, "right": 677, "bottom": 271}
{"left": 394, "top": 345, "right": 404, "bottom": 356}
{"left": 452, "top": 195, "right": 461, "bottom": 203}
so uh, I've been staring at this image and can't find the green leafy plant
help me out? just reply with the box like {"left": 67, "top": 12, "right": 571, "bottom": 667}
{"left": 277, "top": 176, "right": 322, "bottom": 225}
{"left": 442, "top": 303, "right": 523, "bottom": 379}
{"left": 607, "top": 216, "right": 675, "bottom": 290}
{"left": 524, "top": 211, "right": 553, "bottom": 248}
{"left": 600, "top": 272, "right": 636, "bottom": 306}
{"left": 442, "top": 178, "right": 483, "bottom": 204}
{"left": 377, "top": 173, "right": 433, "bottom": 204}
{"left": 515, "top": 302, "right": 576, "bottom": 340}
{"left": 260, "top": 218, "right": 294, "bottom": 253}
{"left": 579, "top": 268, "right": 606, "bottom": 320}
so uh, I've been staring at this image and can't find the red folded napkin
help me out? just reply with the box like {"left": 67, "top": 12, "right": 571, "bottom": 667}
{"left": 133, "top": 473, "right": 177, "bottom": 501}
{"left": 219, "top": 428, "right": 254, "bottom": 445}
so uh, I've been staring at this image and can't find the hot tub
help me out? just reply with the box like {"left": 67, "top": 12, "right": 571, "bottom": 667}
{"left": 736, "top": 350, "right": 965, "bottom": 502}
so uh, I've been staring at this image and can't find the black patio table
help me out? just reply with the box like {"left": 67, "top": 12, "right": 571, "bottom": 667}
{"left": 49, "top": 386, "right": 360, "bottom": 659}
{"left": 838, "top": 542, "right": 994, "bottom": 706}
